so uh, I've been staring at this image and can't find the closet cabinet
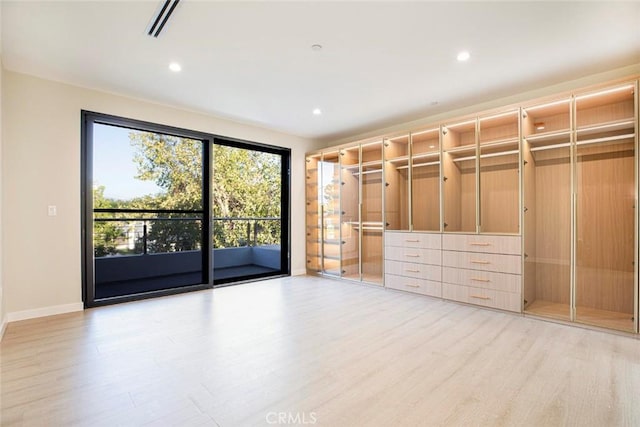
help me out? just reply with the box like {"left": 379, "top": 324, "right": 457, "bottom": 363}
{"left": 522, "top": 98, "right": 573, "bottom": 321}
{"left": 307, "top": 76, "right": 639, "bottom": 335}
{"left": 411, "top": 128, "right": 441, "bottom": 232}
{"left": 305, "top": 143, "right": 384, "bottom": 285}
{"left": 573, "top": 83, "right": 637, "bottom": 332}
{"left": 443, "top": 119, "right": 477, "bottom": 232}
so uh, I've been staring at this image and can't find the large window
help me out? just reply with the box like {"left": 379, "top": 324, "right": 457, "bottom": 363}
{"left": 82, "top": 112, "right": 290, "bottom": 307}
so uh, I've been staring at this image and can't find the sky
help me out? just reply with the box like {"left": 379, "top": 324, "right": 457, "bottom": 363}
{"left": 93, "top": 124, "right": 164, "bottom": 200}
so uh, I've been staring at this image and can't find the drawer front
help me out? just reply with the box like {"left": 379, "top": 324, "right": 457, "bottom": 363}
{"left": 385, "top": 247, "right": 441, "bottom": 266}
{"left": 385, "top": 260, "right": 441, "bottom": 281}
{"left": 442, "top": 234, "right": 521, "bottom": 255}
{"left": 442, "top": 283, "right": 521, "bottom": 312}
{"left": 385, "top": 274, "right": 442, "bottom": 297}
{"left": 442, "top": 251, "right": 521, "bottom": 274}
{"left": 442, "top": 267, "right": 521, "bottom": 293}
{"left": 385, "top": 232, "right": 441, "bottom": 249}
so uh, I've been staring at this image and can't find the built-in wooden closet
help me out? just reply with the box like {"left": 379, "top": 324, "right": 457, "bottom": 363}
{"left": 306, "top": 77, "right": 639, "bottom": 334}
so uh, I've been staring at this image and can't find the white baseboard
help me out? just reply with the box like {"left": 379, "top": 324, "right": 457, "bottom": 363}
{"left": 292, "top": 269, "right": 307, "bottom": 276}
{"left": 7, "top": 302, "right": 84, "bottom": 323}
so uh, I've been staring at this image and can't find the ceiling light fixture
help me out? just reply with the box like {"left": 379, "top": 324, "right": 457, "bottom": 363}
{"left": 313, "top": 108, "right": 322, "bottom": 115}
{"left": 169, "top": 62, "right": 182, "bottom": 72}
{"left": 311, "top": 44, "right": 323, "bottom": 51}
{"left": 457, "top": 51, "right": 470, "bottom": 62}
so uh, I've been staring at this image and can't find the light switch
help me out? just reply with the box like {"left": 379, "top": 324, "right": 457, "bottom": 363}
{"left": 48, "top": 205, "right": 57, "bottom": 216}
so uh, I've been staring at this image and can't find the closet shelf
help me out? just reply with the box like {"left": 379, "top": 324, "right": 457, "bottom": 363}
{"left": 576, "top": 133, "right": 635, "bottom": 147}
{"left": 361, "top": 159, "right": 383, "bottom": 168}
{"left": 576, "top": 118, "right": 635, "bottom": 136}
{"left": 386, "top": 155, "right": 409, "bottom": 163}
{"left": 480, "top": 137, "right": 519, "bottom": 148}
{"left": 396, "top": 160, "right": 440, "bottom": 170}
{"left": 445, "top": 144, "right": 476, "bottom": 154}
{"left": 412, "top": 151, "right": 440, "bottom": 160}
{"left": 525, "top": 129, "right": 571, "bottom": 143}
{"left": 453, "top": 150, "right": 519, "bottom": 162}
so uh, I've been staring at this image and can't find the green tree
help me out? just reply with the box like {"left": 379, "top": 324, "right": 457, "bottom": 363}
{"left": 93, "top": 185, "right": 125, "bottom": 257}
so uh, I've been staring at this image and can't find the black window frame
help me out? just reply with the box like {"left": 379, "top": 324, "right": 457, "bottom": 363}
{"left": 81, "top": 111, "right": 291, "bottom": 307}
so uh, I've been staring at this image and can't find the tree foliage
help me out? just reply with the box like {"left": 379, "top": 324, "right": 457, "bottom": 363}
{"left": 93, "top": 132, "right": 282, "bottom": 256}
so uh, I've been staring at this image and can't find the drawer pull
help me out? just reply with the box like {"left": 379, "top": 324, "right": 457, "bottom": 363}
{"left": 471, "top": 277, "right": 490, "bottom": 282}
{"left": 470, "top": 295, "right": 491, "bottom": 300}
{"left": 470, "top": 242, "right": 491, "bottom": 246}
{"left": 405, "top": 239, "right": 420, "bottom": 243}
{"left": 406, "top": 254, "right": 420, "bottom": 258}
{"left": 405, "top": 269, "right": 420, "bottom": 273}
{"left": 406, "top": 284, "right": 420, "bottom": 288}
{"left": 470, "top": 260, "right": 490, "bottom": 264}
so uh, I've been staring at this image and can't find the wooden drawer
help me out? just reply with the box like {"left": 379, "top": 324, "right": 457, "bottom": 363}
{"left": 385, "top": 232, "right": 441, "bottom": 249}
{"left": 442, "top": 267, "right": 521, "bottom": 293}
{"left": 442, "top": 283, "right": 521, "bottom": 312}
{"left": 385, "top": 274, "right": 442, "bottom": 297}
{"left": 385, "top": 260, "right": 441, "bottom": 281}
{"left": 442, "top": 251, "right": 521, "bottom": 274}
{"left": 385, "top": 247, "right": 441, "bottom": 266}
{"left": 442, "top": 234, "right": 521, "bottom": 255}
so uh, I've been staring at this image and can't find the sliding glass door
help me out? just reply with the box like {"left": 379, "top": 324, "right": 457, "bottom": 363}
{"left": 212, "top": 138, "right": 290, "bottom": 284}
{"left": 83, "top": 113, "right": 290, "bottom": 307}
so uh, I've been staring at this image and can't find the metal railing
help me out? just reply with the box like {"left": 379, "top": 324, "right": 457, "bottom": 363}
{"left": 93, "top": 210, "right": 281, "bottom": 257}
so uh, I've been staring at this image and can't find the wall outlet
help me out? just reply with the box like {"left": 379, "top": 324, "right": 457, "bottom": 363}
{"left": 48, "top": 205, "right": 57, "bottom": 216}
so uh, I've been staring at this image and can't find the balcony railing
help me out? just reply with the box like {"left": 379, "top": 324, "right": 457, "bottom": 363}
{"left": 93, "top": 211, "right": 281, "bottom": 258}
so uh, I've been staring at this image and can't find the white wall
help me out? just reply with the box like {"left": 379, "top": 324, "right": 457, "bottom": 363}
{"left": 1, "top": 71, "right": 320, "bottom": 319}
{"left": 0, "top": 5, "right": 6, "bottom": 337}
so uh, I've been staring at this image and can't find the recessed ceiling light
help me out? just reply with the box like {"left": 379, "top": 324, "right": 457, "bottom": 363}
{"left": 457, "top": 51, "right": 470, "bottom": 62}
{"left": 313, "top": 108, "right": 322, "bottom": 115}
{"left": 311, "top": 44, "right": 322, "bottom": 51}
{"left": 169, "top": 62, "right": 182, "bottom": 72}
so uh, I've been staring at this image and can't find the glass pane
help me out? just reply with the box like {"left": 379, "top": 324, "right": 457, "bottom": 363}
{"left": 411, "top": 128, "right": 440, "bottom": 231}
{"left": 574, "top": 84, "right": 636, "bottom": 332}
{"left": 442, "top": 120, "right": 477, "bottom": 232}
{"left": 306, "top": 154, "right": 322, "bottom": 272}
{"left": 321, "top": 152, "right": 341, "bottom": 276}
{"left": 212, "top": 145, "right": 282, "bottom": 281}
{"left": 384, "top": 135, "right": 410, "bottom": 231}
{"left": 92, "top": 123, "right": 204, "bottom": 299}
{"left": 340, "top": 147, "right": 360, "bottom": 280}
{"left": 361, "top": 142, "right": 383, "bottom": 285}
{"left": 522, "top": 100, "right": 571, "bottom": 320}
{"left": 479, "top": 110, "right": 519, "bottom": 234}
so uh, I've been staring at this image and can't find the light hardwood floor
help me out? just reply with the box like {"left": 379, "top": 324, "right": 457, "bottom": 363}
{"left": 2, "top": 275, "right": 640, "bottom": 426}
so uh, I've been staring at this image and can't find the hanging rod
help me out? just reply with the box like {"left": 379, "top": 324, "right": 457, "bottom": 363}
{"left": 529, "top": 142, "right": 572, "bottom": 152}
{"left": 576, "top": 133, "right": 635, "bottom": 147}
{"left": 353, "top": 169, "right": 382, "bottom": 176}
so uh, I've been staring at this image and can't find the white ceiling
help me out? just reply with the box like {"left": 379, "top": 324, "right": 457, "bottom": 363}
{"left": 2, "top": 1, "right": 639, "bottom": 142}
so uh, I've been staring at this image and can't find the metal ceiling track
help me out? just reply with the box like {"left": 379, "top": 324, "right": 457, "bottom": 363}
{"left": 147, "top": 0, "right": 180, "bottom": 38}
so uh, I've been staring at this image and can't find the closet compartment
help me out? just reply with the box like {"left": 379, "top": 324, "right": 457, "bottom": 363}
{"left": 361, "top": 142, "right": 384, "bottom": 285}
{"left": 411, "top": 128, "right": 441, "bottom": 231}
{"left": 384, "top": 134, "right": 410, "bottom": 231}
{"left": 305, "top": 154, "right": 322, "bottom": 272}
{"left": 385, "top": 260, "right": 441, "bottom": 281}
{"left": 340, "top": 146, "right": 361, "bottom": 280}
{"left": 522, "top": 98, "right": 572, "bottom": 321}
{"left": 574, "top": 82, "right": 637, "bottom": 332}
{"left": 442, "top": 234, "right": 521, "bottom": 255}
{"left": 478, "top": 110, "right": 520, "bottom": 234}
{"left": 442, "top": 251, "right": 521, "bottom": 275}
{"left": 385, "top": 231, "right": 442, "bottom": 297}
{"left": 442, "top": 119, "right": 477, "bottom": 233}
{"left": 320, "top": 151, "right": 341, "bottom": 276}
{"left": 385, "top": 231, "right": 441, "bottom": 249}
{"left": 442, "top": 267, "right": 521, "bottom": 293}
{"left": 385, "top": 275, "right": 442, "bottom": 297}
{"left": 442, "top": 283, "right": 521, "bottom": 312}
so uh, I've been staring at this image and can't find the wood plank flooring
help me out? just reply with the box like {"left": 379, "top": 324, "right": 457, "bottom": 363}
{"left": 2, "top": 275, "right": 640, "bottom": 426}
